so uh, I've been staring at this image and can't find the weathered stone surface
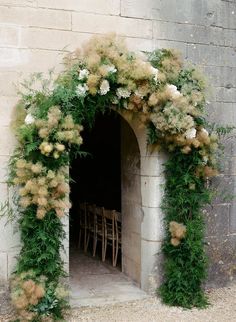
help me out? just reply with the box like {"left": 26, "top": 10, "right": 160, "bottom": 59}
{"left": 0, "top": 217, "right": 21, "bottom": 252}
{"left": 0, "top": 156, "right": 9, "bottom": 183}
{"left": 203, "top": 66, "right": 236, "bottom": 88}
{"left": 141, "top": 176, "right": 164, "bottom": 208}
{"left": 187, "top": 44, "right": 235, "bottom": 67}
{"left": 205, "top": 235, "right": 236, "bottom": 287}
{"left": 222, "top": 136, "right": 236, "bottom": 157}
{"left": 0, "top": 253, "right": 8, "bottom": 282}
{"left": 121, "top": 0, "right": 155, "bottom": 19}
{"left": 221, "top": 157, "right": 236, "bottom": 176}
{"left": 153, "top": 21, "right": 225, "bottom": 46}
{"left": 141, "top": 207, "right": 164, "bottom": 242}
{"left": 0, "top": 72, "right": 19, "bottom": 96}
{"left": 141, "top": 239, "right": 162, "bottom": 292}
{"left": 206, "top": 102, "right": 236, "bottom": 125}
{"left": 38, "top": 0, "right": 120, "bottom": 15}
{"left": 21, "top": 28, "right": 91, "bottom": 52}
{"left": 0, "top": 97, "right": 17, "bottom": 127}
{"left": 0, "top": 285, "right": 11, "bottom": 315}
{"left": 122, "top": 203, "right": 142, "bottom": 235}
{"left": 210, "top": 175, "right": 235, "bottom": 204}
{"left": 229, "top": 202, "right": 236, "bottom": 233}
{"left": 0, "top": 6, "right": 71, "bottom": 30}
{"left": 121, "top": 118, "right": 142, "bottom": 285}
{"left": 125, "top": 37, "right": 153, "bottom": 52}
{"left": 0, "top": 23, "right": 21, "bottom": 47}
{"left": 0, "top": 127, "right": 16, "bottom": 156}
{"left": 204, "top": 204, "right": 230, "bottom": 237}
{"left": 72, "top": 12, "right": 153, "bottom": 39}
{"left": 0, "top": 0, "right": 36, "bottom": 7}
{"left": 140, "top": 154, "right": 166, "bottom": 177}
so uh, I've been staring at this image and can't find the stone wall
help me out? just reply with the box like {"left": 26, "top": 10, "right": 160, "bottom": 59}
{"left": 121, "top": 118, "right": 142, "bottom": 285}
{"left": 120, "top": 114, "right": 166, "bottom": 293}
{"left": 0, "top": 0, "right": 235, "bottom": 288}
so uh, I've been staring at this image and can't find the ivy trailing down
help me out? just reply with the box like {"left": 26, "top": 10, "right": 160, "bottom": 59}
{"left": 7, "top": 34, "right": 221, "bottom": 320}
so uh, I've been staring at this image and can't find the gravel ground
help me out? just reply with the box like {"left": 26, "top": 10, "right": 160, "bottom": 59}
{"left": 1, "top": 285, "right": 236, "bottom": 322}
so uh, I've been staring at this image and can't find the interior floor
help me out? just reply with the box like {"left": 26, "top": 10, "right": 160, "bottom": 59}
{"left": 69, "top": 249, "right": 147, "bottom": 307}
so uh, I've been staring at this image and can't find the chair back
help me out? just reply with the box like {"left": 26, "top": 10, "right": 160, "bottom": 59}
{"left": 94, "top": 206, "right": 104, "bottom": 234}
{"left": 87, "top": 204, "right": 95, "bottom": 231}
{"left": 114, "top": 211, "right": 121, "bottom": 242}
{"left": 103, "top": 209, "right": 116, "bottom": 239}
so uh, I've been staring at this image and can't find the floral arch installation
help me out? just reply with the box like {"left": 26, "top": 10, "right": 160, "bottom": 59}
{"left": 8, "top": 34, "right": 221, "bottom": 320}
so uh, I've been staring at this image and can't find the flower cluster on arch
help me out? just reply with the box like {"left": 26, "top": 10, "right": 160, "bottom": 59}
{"left": 11, "top": 34, "right": 219, "bottom": 222}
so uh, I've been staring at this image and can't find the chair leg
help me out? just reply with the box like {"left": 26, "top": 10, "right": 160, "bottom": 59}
{"left": 101, "top": 237, "right": 104, "bottom": 262}
{"left": 85, "top": 231, "right": 90, "bottom": 253}
{"left": 103, "top": 237, "right": 107, "bottom": 262}
{"left": 112, "top": 239, "right": 116, "bottom": 267}
{"left": 114, "top": 240, "right": 119, "bottom": 267}
{"left": 93, "top": 234, "right": 97, "bottom": 257}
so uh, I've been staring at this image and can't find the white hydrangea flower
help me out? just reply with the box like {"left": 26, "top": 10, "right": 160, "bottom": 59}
{"left": 78, "top": 69, "right": 89, "bottom": 81}
{"left": 105, "top": 64, "right": 117, "bottom": 74}
{"left": 202, "top": 156, "right": 208, "bottom": 164}
{"left": 201, "top": 128, "right": 209, "bottom": 136}
{"left": 99, "top": 79, "right": 110, "bottom": 95}
{"left": 116, "top": 87, "right": 131, "bottom": 99}
{"left": 25, "top": 114, "right": 35, "bottom": 125}
{"left": 76, "top": 84, "right": 88, "bottom": 97}
{"left": 150, "top": 66, "right": 159, "bottom": 83}
{"left": 166, "top": 84, "right": 182, "bottom": 99}
{"left": 185, "top": 128, "right": 197, "bottom": 139}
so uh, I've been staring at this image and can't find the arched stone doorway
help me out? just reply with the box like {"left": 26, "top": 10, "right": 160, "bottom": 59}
{"left": 121, "top": 113, "right": 166, "bottom": 293}
{"left": 64, "top": 110, "right": 165, "bottom": 299}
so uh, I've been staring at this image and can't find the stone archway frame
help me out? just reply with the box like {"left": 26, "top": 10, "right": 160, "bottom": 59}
{"left": 121, "top": 113, "right": 166, "bottom": 293}
{"left": 64, "top": 112, "right": 166, "bottom": 294}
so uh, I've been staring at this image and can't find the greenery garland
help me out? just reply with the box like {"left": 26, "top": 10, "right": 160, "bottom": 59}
{"left": 6, "top": 33, "right": 222, "bottom": 320}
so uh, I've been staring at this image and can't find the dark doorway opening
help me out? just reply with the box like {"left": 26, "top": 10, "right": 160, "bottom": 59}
{"left": 69, "top": 111, "right": 121, "bottom": 265}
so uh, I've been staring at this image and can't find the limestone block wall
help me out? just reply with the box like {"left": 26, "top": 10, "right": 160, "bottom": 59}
{"left": 0, "top": 0, "right": 235, "bottom": 288}
{"left": 121, "top": 118, "right": 142, "bottom": 285}
{"left": 120, "top": 114, "right": 166, "bottom": 293}
{"left": 150, "top": 0, "right": 236, "bottom": 287}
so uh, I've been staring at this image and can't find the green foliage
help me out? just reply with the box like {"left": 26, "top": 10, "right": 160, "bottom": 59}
{"left": 175, "top": 68, "right": 206, "bottom": 92}
{"left": 159, "top": 150, "right": 211, "bottom": 308}
{"left": 207, "top": 122, "right": 235, "bottom": 137}
{"left": 18, "top": 71, "right": 54, "bottom": 108}
{"left": 17, "top": 207, "right": 66, "bottom": 281}
{"left": 32, "top": 283, "right": 68, "bottom": 321}
{"left": 147, "top": 122, "right": 159, "bottom": 145}
{"left": 12, "top": 207, "right": 67, "bottom": 321}
{"left": 147, "top": 48, "right": 177, "bottom": 69}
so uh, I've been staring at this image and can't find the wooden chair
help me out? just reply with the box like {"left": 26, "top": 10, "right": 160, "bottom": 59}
{"left": 78, "top": 202, "right": 87, "bottom": 252}
{"left": 93, "top": 206, "right": 104, "bottom": 258}
{"left": 103, "top": 209, "right": 119, "bottom": 266}
{"left": 85, "top": 204, "right": 96, "bottom": 253}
